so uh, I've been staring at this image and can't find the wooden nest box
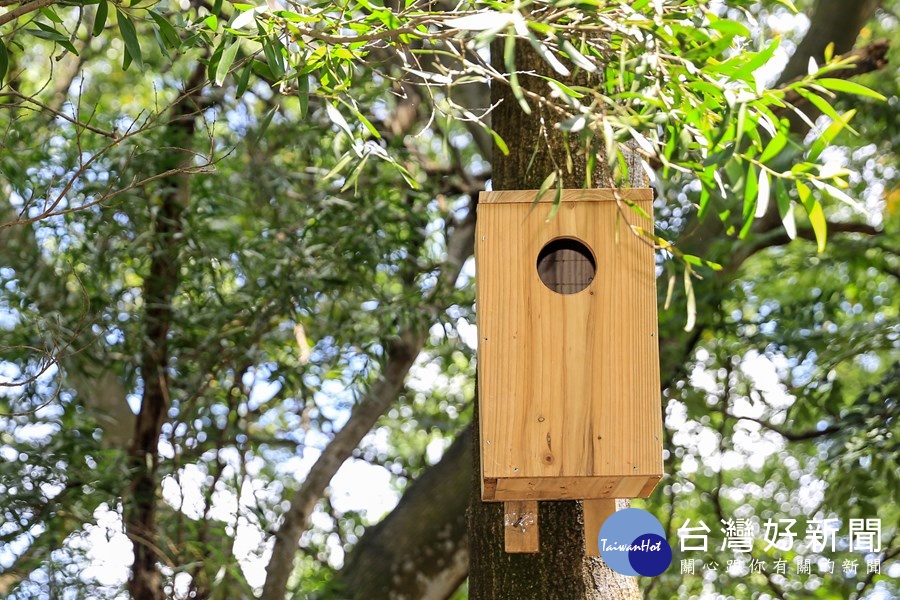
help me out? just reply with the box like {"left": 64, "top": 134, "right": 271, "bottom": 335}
{"left": 475, "top": 189, "right": 664, "bottom": 554}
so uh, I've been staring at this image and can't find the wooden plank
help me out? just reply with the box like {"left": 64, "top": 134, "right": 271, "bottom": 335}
{"left": 583, "top": 499, "right": 616, "bottom": 557}
{"left": 487, "top": 476, "right": 655, "bottom": 501}
{"left": 638, "top": 475, "right": 663, "bottom": 497}
{"left": 479, "top": 188, "right": 654, "bottom": 204}
{"left": 476, "top": 190, "right": 663, "bottom": 491}
{"left": 504, "top": 500, "right": 539, "bottom": 553}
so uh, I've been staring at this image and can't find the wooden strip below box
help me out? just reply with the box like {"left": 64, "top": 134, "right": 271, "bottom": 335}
{"left": 483, "top": 475, "right": 662, "bottom": 502}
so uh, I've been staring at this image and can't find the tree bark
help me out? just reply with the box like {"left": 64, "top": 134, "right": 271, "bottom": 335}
{"left": 125, "top": 65, "right": 206, "bottom": 600}
{"left": 336, "top": 428, "right": 473, "bottom": 599}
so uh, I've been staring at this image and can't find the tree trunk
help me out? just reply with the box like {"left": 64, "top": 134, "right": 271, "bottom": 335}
{"left": 126, "top": 65, "right": 205, "bottom": 600}
{"left": 336, "top": 429, "right": 472, "bottom": 599}
{"left": 467, "top": 40, "right": 643, "bottom": 600}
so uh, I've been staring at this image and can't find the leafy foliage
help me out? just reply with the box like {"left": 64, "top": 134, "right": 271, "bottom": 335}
{"left": 0, "top": 0, "right": 896, "bottom": 598}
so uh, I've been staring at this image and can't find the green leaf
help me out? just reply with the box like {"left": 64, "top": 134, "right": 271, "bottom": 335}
{"left": 755, "top": 168, "right": 770, "bottom": 219}
{"left": 262, "top": 39, "right": 284, "bottom": 79}
{"left": 236, "top": 62, "right": 253, "bottom": 97}
{"left": 93, "top": 1, "right": 108, "bottom": 37}
{"left": 337, "top": 98, "right": 380, "bottom": 139}
{"left": 797, "top": 181, "right": 826, "bottom": 252}
{"left": 816, "top": 78, "right": 886, "bottom": 101}
{"left": 204, "top": 14, "right": 219, "bottom": 32}
{"left": 0, "top": 40, "right": 7, "bottom": 86}
{"left": 534, "top": 170, "right": 558, "bottom": 206}
{"left": 116, "top": 9, "right": 143, "bottom": 70}
{"left": 253, "top": 106, "right": 277, "bottom": 145}
{"left": 683, "top": 266, "right": 696, "bottom": 332}
{"left": 149, "top": 11, "right": 180, "bottom": 50}
{"left": 527, "top": 32, "right": 569, "bottom": 76}
{"left": 207, "top": 40, "right": 225, "bottom": 85}
{"left": 323, "top": 152, "right": 354, "bottom": 181}
{"left": 215, "top": 39, "right": 240, "bottom": 86}
{"left": 504, "top": 33, "right": 531, "bottom": 114}
{"left": 759, "top": 128, "right": 788, "bottom": 164}
{"left": 795, "top": 88, "right": 841, "bottom": 122}
{"left": 325, "top": 103, "right": 353, "bottom": 138}
{"left": 807, "top": 109, "right": 856, "bottom": 163}
{"left": 682, "top": 254, "right": 723, "bottom": 271}
{"left": 489, "top": 128, "right": 509, "bottom": 156}
{"left": 776, "top": 179, "right": 795, "bottom": 239}
{"left": 740, "top": 164, "right": 757, "bottom": 238}
{"left": 558, "top": 36, "right": 596, "bottom": 72}
{"left": 41, "top": 6, "right": 63, "bottom": 24}
{"left": 545, "top": 175, "right": 563, "bottom": 222}
{"left": 296, "top": 73, "right": 309, "bottom": 118}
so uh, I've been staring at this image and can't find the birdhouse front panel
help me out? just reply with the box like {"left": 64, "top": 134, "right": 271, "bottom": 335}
{"left": 476, "top": 189, "right": 663, "bottom": 502}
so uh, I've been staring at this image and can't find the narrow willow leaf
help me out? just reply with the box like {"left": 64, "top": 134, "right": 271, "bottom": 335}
{"left": 683, "top": 267, "right": 696, "bottom": 332}
{"left": 326, "top": 103, "right": 353, "bottom": 138}
{"left": 807, "top": 109, "right": 856, "bottom": 162}
{"left": 0, "top": 40, "right": 7, "bottom": 85}
{"left": 236, "top": 62, "right": 252, "bottom": 97}
{"left": 776, "top": 180, "right": 796, "bottom": 239}
{"left": 683, "top": 255, "right": 723, "bottom": 271}
{"left": 215, "top": 40, "right": 240, "bottom": 86}
{"left": 93, "top": 0, "right": 108, "bottom": 37}
{"left": 743, "top": 163, "right": 758, "bottom": 224}
{"left": 505, "top": 33, "right": 531, "bottom": 114}
{"left": 116, "top": 9, "right": 142, "bottom": 69}
{"left": 759, "top": 129, "right": 788, "bottom": 163}
{"left": 545, "top": 177, "right": 563, "bottom": 222}
{"left": 795, "top": 88, "right": 841, "bottom": 122}
{"left": 527, "top": 32, "right": 569, "bottom": 76}
{"left": 488, "top": 127, "right": 509, "bottom": 156}
{"left": 340, "top": 154, "right": 369, "bottom": 192}
{"left": 821, "top": 182, "right": 867, "bottom": 214}
{"left": 323, "top": 152, "right": 354, "bottom": 180}
{"left": 558, "top": 37, "right": 596, "bottom": 72}
{"left": 797, "top": 181, "right": 826, "bottom": 252}
{"left": 253, "top": 106, "right": 277, "bottom": 145}
{"left": 296, "top": 73, "right": 309, "bottom": 118}
{"left": 816, "top": 78, "right": 886, "bottom": 101}
{"left": 149, "top": 10, "right": 180, "bottom": 49}
{"left": 664, "top": 272, "right": 675, "bottom": 311}
{"left": 755, "top": 169, "right": 770, "bottom": 218}
{"left": 207, "top": 40, "right": 225, "bottom": 85}
{"left": 338, "top": 98, "right": 380, "bottom": 139}
{"left": 233, "top": 6, "right": 264, "bottom": 30}
{"left": 534, "top": 170, "right": 557, "bottom": 206}
{"left": 263, "top": 39, "right": 284, "bottom": 79}
{"left": 41, "top": 7, "right": 63, "bottom": 23}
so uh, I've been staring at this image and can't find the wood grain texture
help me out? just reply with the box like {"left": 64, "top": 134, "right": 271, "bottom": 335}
{"left": 483, "top": 475, "right": 662, "bottom": 501}
{"left": 478, "top": 189, "right": 653, "bottom": 204}
{"left": 503, "top": 500, "right": 540, "bottom": 553}
{"left": 476, "top": 189, "right": 663, "bottom": 502}
{"left": 583, "top": 499, "right": 616, "bottom": 557}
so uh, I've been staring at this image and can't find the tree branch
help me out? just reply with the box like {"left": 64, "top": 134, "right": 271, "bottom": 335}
{"left": 725, "top": 411, "right": 841, "bottom": 442}
{"left": 260, "top": 200, "right": 476, "bottom": 600}
{"left": 0, "top": 0, "right": 58, "bottom": 27}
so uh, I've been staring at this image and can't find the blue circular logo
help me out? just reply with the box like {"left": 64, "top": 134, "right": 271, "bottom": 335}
{"left": 598, "top": 508, "right": 672, "bottom": 576}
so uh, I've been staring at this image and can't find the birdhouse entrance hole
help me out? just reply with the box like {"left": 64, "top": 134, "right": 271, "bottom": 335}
{"left": 536, "top": 237, "right": 596, "bottom": 294}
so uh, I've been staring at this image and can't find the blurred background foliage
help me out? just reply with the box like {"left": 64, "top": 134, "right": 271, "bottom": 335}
{"left": 0, "top": 0, "right": 897, "bottom": 598}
